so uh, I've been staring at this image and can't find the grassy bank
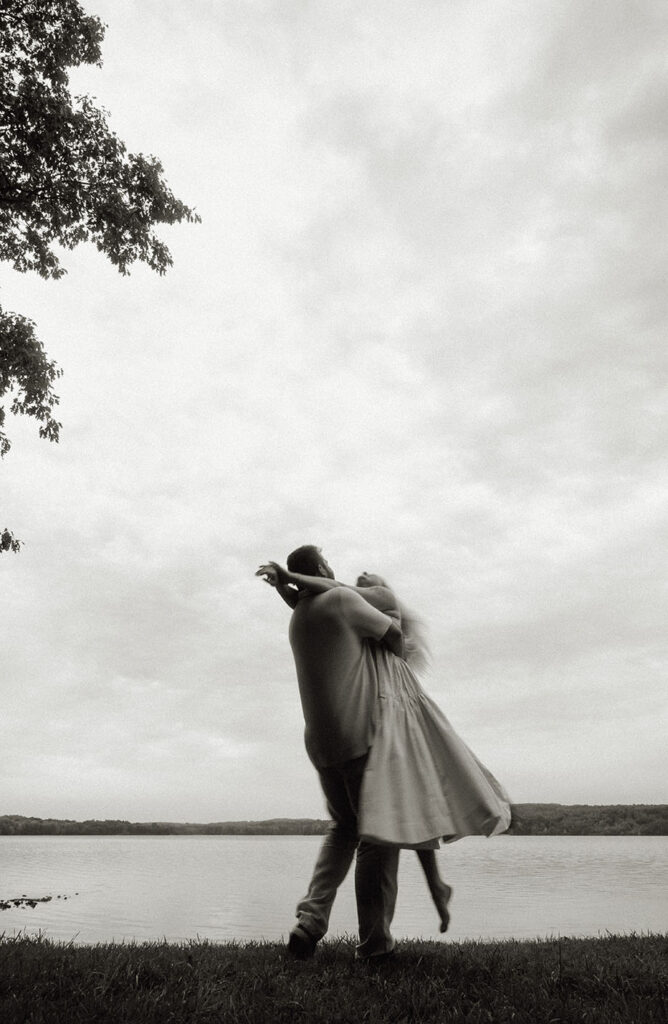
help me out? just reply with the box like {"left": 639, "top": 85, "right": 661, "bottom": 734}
{"left": 1, "top": 933, "right": 665, "bottom": 1023}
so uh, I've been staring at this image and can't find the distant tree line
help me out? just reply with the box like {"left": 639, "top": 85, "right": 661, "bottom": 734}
{"left": 507, "top": 804, "right": 668, "bottom": 836}
{"left": 1, "top": 806, "right": 666, "bottom": 837}
{"left": 0, "top": 816, "right": 330, "bottom": 836}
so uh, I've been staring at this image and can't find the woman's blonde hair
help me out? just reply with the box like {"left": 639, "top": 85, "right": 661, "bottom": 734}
{"left": 368, "top": 575, "right": 430, "bottom": 674}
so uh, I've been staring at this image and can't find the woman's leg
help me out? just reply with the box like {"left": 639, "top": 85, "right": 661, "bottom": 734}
{"left": 416, "top": 849, "right": 452, "bottom": 933}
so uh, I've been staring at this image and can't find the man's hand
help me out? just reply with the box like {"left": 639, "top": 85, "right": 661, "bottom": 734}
{"left": 382, "top": 621, "right": 405, "bottom": 659}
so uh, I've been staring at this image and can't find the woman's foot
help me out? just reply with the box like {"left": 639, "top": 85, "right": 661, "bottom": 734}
{"left": 432, "top": 883, "right": 452, "bottom": 933}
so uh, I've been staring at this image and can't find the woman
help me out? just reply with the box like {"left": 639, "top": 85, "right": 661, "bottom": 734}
{"left": 257, "top": 561, "right": 511, "bottom": 933}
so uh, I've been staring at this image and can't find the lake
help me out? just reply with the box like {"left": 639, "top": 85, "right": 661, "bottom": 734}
{"left": 0, "top": 835, "right": 666, "bottom": 945}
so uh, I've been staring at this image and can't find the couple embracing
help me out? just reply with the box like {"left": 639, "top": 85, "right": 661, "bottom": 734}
{"left": 257, "top": 545, "right": 511, "bottom": 961}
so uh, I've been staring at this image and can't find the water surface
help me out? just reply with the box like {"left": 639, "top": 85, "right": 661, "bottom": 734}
{"left": 1, "top": 835, "right": 665, "bottom": 945}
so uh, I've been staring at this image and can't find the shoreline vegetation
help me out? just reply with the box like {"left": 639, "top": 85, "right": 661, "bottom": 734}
{"left": 0, "top": 933, "right": 665, "bottom": 1023}
{"left": 0, "top": 804, "right": 666, "bottom": 837}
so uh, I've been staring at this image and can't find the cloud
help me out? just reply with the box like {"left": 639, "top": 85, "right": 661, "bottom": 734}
{"left": 2, "top": 0, "right": 665, "bottom": 819}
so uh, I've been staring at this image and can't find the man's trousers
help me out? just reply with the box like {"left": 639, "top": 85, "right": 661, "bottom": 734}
{"left": 295, "top": 751, "right": 399, "bottom": 958}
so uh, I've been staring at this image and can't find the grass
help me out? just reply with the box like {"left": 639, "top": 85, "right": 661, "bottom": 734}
{"left": 0, "top": 932, "right": 665, "bottom": 1023}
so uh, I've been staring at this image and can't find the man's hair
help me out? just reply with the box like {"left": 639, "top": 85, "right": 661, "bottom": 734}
{"left": 287, "top": 544, "right": 323, "bottom": 576}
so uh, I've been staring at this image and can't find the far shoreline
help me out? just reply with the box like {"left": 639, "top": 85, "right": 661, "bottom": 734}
{"left": 1, "top": 803, "right": 666, "bottom": 837}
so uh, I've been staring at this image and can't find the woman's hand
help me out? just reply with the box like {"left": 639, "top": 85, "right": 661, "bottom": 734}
{"left": 256, "top": 562, "right": 299, "bottom": 609}
{"left": 256, "top": 563, "right": 278, "bottom": 586}
{"left": 256, "top": 561, "right": 292, "bottom": 586}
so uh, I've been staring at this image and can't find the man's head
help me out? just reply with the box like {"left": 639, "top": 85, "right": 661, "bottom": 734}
{"left": 287, "top": 545, "right": 334, "bottom": 579}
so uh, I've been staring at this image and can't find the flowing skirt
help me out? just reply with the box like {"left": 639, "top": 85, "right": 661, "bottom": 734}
{"left": 358, "top": 648, "right": 512, "bottom": 848}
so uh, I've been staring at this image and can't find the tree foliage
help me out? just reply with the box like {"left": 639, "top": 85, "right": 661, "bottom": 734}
{"left": 0, "top": 0, "right": 200, "bottom": 547}
{"left": 0, "top": 306, "right": 62, "bottom": 457}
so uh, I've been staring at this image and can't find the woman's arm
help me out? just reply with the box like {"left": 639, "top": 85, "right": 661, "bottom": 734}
{"left": 258, "top": 562, "right": 346, "bottom": 595}
{"left": 258, "top": 563, "right": 401, "bottom": 618}
{"left": 284, "top": 572, "right": 345, "bottom": 594}
{"left": 256, "top": 563, "right": 402, "bottom": 633}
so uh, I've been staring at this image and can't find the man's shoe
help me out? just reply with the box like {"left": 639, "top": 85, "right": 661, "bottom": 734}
{"left": 356, "top": 945, "right": 396, "bottom": 965}
{"left": 287, "top": 923, "right": 318, "bottom": 960}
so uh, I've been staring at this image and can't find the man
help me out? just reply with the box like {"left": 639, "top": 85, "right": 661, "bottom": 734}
{"left": 260, "top": 545, "right": 403, "bottom": 960}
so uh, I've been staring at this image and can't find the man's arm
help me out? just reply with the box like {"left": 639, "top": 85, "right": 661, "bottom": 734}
{"left": 337, "top": 588, "right": 405, "bottom": 657}
{"left": 381, "top": 620, "right": 405, "bottom": 658}
{"left": 275, "top": 582, "right": 299, "bottom": 609}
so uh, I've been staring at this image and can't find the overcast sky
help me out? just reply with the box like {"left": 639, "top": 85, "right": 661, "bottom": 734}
{"left": 2, "top": 0, "right": 666, "bottom": 822}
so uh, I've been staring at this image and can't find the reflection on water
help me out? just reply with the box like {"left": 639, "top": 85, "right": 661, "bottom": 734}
{"left": 0, "top": 835, "right": 666, "bottom": 945}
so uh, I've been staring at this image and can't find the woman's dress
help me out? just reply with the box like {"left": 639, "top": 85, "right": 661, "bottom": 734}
{"left": 358, "top": 645, "right": 512, "bottom": 848}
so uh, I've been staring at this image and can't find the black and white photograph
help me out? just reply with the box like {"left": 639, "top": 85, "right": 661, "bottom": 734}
{"left": 1, "top": 1, "right": 666, "bottom": 1020}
